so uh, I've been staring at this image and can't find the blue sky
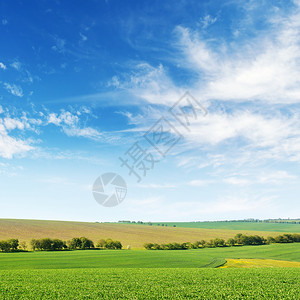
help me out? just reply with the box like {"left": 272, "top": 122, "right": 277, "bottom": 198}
{"left": 1, "top": 0, "right": 300, "bottom": 222}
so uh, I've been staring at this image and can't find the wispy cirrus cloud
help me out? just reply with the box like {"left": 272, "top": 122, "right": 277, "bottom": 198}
{"left": 0, "top": 62, "right": 6, "bottom": 70}
{"left": 111, "top": 1, "right": 300, "bottom": 184}
{"left": 0, "top": 105, "right": 102, "bottom": 159}
{"left": 51, "top": 36, "right": 66, "bottom": 53}
{"left": 111, "top": 1, "right": 300, "bottom": 107}
{"left": 3, "top": 83, "right": 23, "bottom": 97}
{"left": 198, "top": 15, "right": 217, "bottom": 29}
{"left": 10, "top": 61, "right": 22, "bottom": 71}
{"left": 109, "top": 63, "right": 183, "bottom": 105}
{"left": 47, "top": 110, "right": 101, "bottom": 140}
{"left": 175, "top": 2, "right": 300, "bottom": 104}
{"left": 0, "top": 122, "right": 34, "bottom": 159}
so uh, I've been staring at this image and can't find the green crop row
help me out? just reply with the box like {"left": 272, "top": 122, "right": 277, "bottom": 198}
{"left": 0, "top": 268, "right": 299, "bottom": 299}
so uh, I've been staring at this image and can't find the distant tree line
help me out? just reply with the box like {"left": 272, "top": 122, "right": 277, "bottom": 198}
{"left": 30, "top": 237, "right": 122, "bottom": 251}
{"left": 96, "top": 238, "right": 122, "bottom": 249}
{"left": 118, "top": 220, "right": 176, "bottom": 227}
{"left": 119, "top": 219, "right": 300, "bottom": 225}
{"left": 222, "top": 219, "right": 300, "bottom": 224}
{"left": 266, "top": 233, "right": 300, "bottom": 243}
{"left": 67, "top": 237, "right": 94, "bottom": 250}
{"left": 31, "top": 238, "right": 67, "bottom": 251}
{"left": 0, "top": 237, "right": 122, "bottom": 252}
{"left": 144, "top": 233, "right": 300, "bottom": 250}
{"left": 0, "top": 239, "right": 19, "bottom": 252}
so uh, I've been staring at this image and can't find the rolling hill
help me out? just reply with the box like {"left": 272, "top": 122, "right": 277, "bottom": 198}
{"left": 1, "top": 219, "right": 299, "bottom": 249}
{"left": 124, "top": 221, "right": 300, "bottom": 232}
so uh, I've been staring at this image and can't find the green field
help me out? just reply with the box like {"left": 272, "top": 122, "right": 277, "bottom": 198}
{"left": 0, "top": 268, "right": 299, "bottom": 299}
{"left": 1, "top": 221, "right": 300, "bottom": 299}
{"left": 0, "top": 243, "right": 300, "bottom": 270}
{"left": 1, "top": 238, "right": 300, "bottom": 298}
{"left": 139, "top": 221, "right": 300, "bottom": 232}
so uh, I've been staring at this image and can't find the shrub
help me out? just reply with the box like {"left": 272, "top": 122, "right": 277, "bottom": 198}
{"left": 227, "top": 238, "right": 235, "bottom": 246}
{"left": 213, "top": 238, "right": 226, "bottom": 247}
{"left": 0, "top": 241, "right": 10, "bottom": 252}
{"left": 67, "top": 237, "right": 94, "bottom": 250}
{"left": 30, "top": 238, "right": 66, "bottom": 251}
{"left": 96, "top": 239, "right": 106, "bottom": 248}
{"left": 144, "top": 243, "right": 154, "bottom": 250}
{"left": 234, "top": 234, "right": 266, "bottom": 246}
{"left": 0, "top": 239, "right": 19, "bottom": 252}
{"left": 96, "top": 239, "right": 122, "bottom": 249}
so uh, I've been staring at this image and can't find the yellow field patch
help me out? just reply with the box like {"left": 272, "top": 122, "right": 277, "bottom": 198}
{"left": 220, "top": 258, "right": 300, "bottom": 268}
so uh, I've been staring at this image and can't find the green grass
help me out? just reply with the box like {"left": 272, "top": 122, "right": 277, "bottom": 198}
{"left": 0, "top": 243, "right": 300, "bottom": 270}
{"left": 0, "top": 268, "right": 299, "bottom": 299}
{"left": 0, "top": 249, "right": 225, "bottom": 270}
{"left": 146, "top": 221, "right": 300, "bottom": 232}
{"left": 1, "top": 244, "right": 300, "bottom": 299}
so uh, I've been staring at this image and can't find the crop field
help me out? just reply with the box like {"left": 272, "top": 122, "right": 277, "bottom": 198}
{"left": 1, "top": 223, "right": 300, "bottom": 299}
{"left": 1, "top": 238, "right": 300, "bottom": 299}
{"left": 0, "top": 243, "right": 299, "bottom": 270}
{"left": 221, "top": 258, "right": 300, "bottom": 268}
{"left": 0, "top": 268, "right": 299, "bottom": 299}
{"left": 1, "top": 219, "right": 298, "bottom": 249}
{"left": 139, "top": 221, "right": 300, "bottom": 232}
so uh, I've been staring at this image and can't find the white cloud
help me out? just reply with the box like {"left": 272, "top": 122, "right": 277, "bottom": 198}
{"left": 63, "top": 126, "right": 101, "bottom": 139}
{"left": 52, "top": 36, "right": 66, "bottom": 53}
{"left": 175, "top": 26, "right": 220, "bottom": 77}
{"left": 175, "top": 3, "right": 300, "bottom": 104}
{"left": 79, "top": 32, "right": 87, "bottom": 41}
{"left": 10, "top": 61, "right": 21, "bottom": 70}
{"left": 0, "top": 62, "right": 6, "bottom": 70}
{"left": 259, "top": 171, "right": 297, "bottom": 184}
{"left": 116, "top": 2, "right": 300, "bottom": 106}
{"left": 3, "top": 118, "right": 25, "bottom": 131}
{"left": 0, "top": 123, "right": 33, "bottom": 159}
{"left": 199, "top": 15, "right": 217, "bottom": 29}
{"left": 47, "top": 110, "right": 101, "bottom": 139}
{"left": 119, "top": 100, "right": 300, "bottom": 169}
{"left": 111, "top": 63, "right": 183, "bottom": 105}
{"left": 3, "top": 83, "right": 23, "bottom": 97}
{"left": 2, "top": 19, "right": 8, "bottom": 25}
{"left": 182, "top": 110, "right": 298, "bottom": 148}
{"left": 0, "top": 105, "right": 102, "bottom": 159}
{"left": 48, "top": 112, "right": 65, "bottom": 126}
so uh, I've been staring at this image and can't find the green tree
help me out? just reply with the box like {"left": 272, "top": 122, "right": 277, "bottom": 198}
{"left": 227, "top": 238, "right": 235, "bottom": 246}
{"left": 8, "top": 239, "right": 19, "bottom": 251}
{"left": 30, "top": 239, "right": 41, "bottom": 251}
{"left": 213, "top": 238, "right": 225, "bottom": 247}
{"left": 19, "top": 241, "right": 27, "bottom": 250}
{"left": 0, "top": 241, "right": 10, "bottom": 252}
{"left": 96, "top": 239, "right": 106, "bottom": 248}
{"left": 80, "top": 237, "right": 94, "bottom": 249}
{"left": 144, "top": 243, "right": 154, "bottom": 250}
{"left": 40, "top": 238, "right": 52, "bottom": 250}
{"left": 67, "top": 238, "right": 82, "bottom": 249}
